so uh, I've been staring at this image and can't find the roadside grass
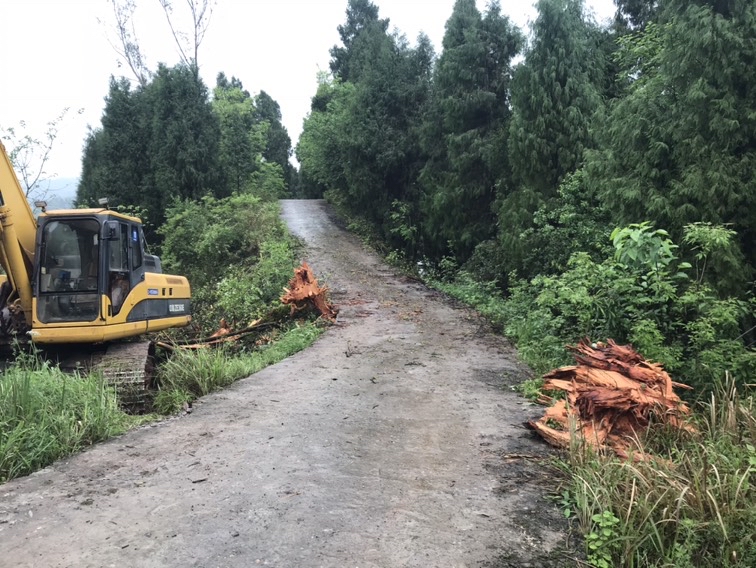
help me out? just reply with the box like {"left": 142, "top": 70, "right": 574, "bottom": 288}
{"left": 153, "top": 322, "right": 324, "bottom": 414}
{"left": 0, "top": 356, "right": 137, "bottom": 483}
{"left": 423, "top": 270, "right": 756, "bottom": 567}
{"left": 559, "top": 377, "right": 756, "bottom": 567}
{"left": 0, "top": 322, "right": 325, "bottom": 482}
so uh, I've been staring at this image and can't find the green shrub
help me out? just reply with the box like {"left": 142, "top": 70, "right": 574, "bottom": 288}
{"left": 215, "top": 239, "right": 299, "bottom": 325}
{"left": 160, "top": 194, "right": 287, "bottom": 290}
{"left": 500, "top": 222, "right": 755, "bottom": 391}
{"left": 160, "top": 194, "right": 300, "bottom": 332}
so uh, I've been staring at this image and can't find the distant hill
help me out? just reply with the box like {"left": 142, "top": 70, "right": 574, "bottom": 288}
{"left": 32, "top": 177, "right": 78, "bottom": 210}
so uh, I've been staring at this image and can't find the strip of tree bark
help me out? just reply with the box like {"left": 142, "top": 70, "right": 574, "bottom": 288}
{"left": 530, "top": 339, "right": 693, "bottom": 460}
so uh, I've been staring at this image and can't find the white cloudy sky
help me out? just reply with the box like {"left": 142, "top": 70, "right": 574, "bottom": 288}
{"left": 0, "top": 0, "right": 616, "bottom": 179}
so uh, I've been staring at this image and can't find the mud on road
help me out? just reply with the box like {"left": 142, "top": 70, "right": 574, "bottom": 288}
{"left": 0, "top": 200, "right": 573, "bottom": 567}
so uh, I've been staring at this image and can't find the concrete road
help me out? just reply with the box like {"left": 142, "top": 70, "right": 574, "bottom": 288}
{"left": 0, "top": 200, "right": 571, "bottom": 567}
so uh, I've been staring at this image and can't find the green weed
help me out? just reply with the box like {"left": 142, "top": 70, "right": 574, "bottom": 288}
{"left": 561, "top": 376, "right": 756, "bottom": 567}
{"left": 0, "top": 360, "right": 134, "bottom": 482}
{"left": 155, "top": 322, "right": 323, "bottom": 414}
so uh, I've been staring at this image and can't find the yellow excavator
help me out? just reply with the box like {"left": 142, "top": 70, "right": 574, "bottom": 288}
{"left": 0, "top": 141, "right": 191, "bottom": 395}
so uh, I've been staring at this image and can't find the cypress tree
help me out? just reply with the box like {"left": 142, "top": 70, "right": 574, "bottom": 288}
{"left": 419, "top": 0, "right": 522, "bottom": 261}
{"left": 591, "top": 0, "right": 756, "bottom": 280}
{"left": 253, "top": 91, "right": 295, "bottom": 191}
{"left": 78, "top": 64, "right": 222, "bottom": 238}
{"left": 508, "top": 0, "right": 602, "bottom": 196}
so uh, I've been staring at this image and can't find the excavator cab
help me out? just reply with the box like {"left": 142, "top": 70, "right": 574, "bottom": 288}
{"left": 0, "top": 141, "right": 190, "bottom": 345}
{"left": 29, "top": 209, "right": 191, "bottom": 344}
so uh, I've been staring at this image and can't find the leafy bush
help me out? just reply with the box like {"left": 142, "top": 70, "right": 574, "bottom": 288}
{"left": 215, "top": 239, "right": 299, "bottom": 324}
{"left": 160, "top": 193, "right": 300, "bottom": 331}
{"left": 160, "top": 193, "right": 287, "bottom": 289}
{"left": 519, "top": 169, "right": 613, "bottom": 279}
{"left": 501, "top": 223, "right": 755, "bottom": 391}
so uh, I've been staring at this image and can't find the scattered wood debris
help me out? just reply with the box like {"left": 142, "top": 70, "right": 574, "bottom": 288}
{"left": 210, "top": 318, "right": 232, "bottom": 338}
{"left": 530, "top": 339, "right": 693, "bottom": 460}
{"left": 280, "top": 262, "right": 338, "bottom": 321}
{"left": 157, "top": 264, "right": 338, "bottom": 351}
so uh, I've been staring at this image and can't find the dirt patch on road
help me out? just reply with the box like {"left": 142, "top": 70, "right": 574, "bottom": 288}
{"left": 0, "top": 200, "right": 576, "bottom": 567}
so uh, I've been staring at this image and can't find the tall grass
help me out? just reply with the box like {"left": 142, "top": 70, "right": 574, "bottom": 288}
{"left": 560, "top": 376, "right": 756, "bottom": 567}
{"left": 424, "top": 270, "right": 756, "bottom": 565}
{"left": 154, "top": 322, "right": 323, "bottom": 414}
{"left": 0, "top": 359, "right": 133, "bottom": 482}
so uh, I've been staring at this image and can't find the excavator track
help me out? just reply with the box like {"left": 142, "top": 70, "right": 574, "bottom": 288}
{"left": 89, "top": 340, "right": 155, "bottom": 410}
{"left": 50, "top": 340, "right": 156, "bottom": 412}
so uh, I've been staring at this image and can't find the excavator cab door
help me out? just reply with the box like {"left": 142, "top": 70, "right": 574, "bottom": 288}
{"left": 103, "top": 220, "right": 141, "bottom": 316}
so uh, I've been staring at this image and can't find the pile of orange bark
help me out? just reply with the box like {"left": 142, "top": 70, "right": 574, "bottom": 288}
{"left": 530, "top": 339, "right": 693, "bottom": 459}
{"left": 280, "top": 262, "right": 338, "bottom": 321}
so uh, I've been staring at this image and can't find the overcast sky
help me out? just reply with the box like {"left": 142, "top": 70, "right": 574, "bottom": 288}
{"left": 0, "top": 0, "right": 616, "bottom": 179}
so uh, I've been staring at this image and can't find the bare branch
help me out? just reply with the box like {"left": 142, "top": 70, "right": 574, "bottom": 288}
{"left": 158, "top": 0, "right": 214, "bottom": 74}
{"left": 102, "top": 0, "right": 152, "bottom": 87}
{"left": 0, "top": 108, "right": 81, "bottom": 199}
{"left": 188, "top": 0, "right": 213, "bottom": 66}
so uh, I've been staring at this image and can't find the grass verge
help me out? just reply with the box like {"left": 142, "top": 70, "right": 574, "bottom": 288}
{"left": 153, "top": 322, "right": 324, "bottom": 414}
{"left": 558, "top": 377, "right": 756, "bottom": 567}
{"left": 423, "top": 269, "right": 756, "bottom": 566}
{"left": 0, "top": 358, "right": 138, "bottom": 483}
{"left": 0, "top": 321, "right": 324, "bottom": 482}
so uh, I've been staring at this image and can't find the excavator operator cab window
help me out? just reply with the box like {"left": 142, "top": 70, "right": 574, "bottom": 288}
{"left": 131, "top": 226, "right": 143, "bottom": 270}
{"left": 37, "top": 219, "right": 100, "bottom": 323}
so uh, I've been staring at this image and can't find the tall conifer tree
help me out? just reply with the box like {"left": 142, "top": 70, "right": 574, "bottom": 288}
{"left": 419, "top": 0, "right": 522, "bottom": 261}
{"left": 591, "top": 0, "right": 756, "bottom": 280}
{"left": 508, "top": 0, "right": 602, "bottom": 196}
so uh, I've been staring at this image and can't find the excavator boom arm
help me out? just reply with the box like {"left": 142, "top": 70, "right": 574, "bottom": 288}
{"left": 0, "top": 142, "right": 38, "bottom": 325}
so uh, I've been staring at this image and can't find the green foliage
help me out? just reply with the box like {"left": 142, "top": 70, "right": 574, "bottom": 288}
{"left": 253, "top": 90, "right": 296, "bottom": 191}
{"left": 589, "top": 0, "right": 756, "bottom": 280}
{"left": 212, "top": 77, "right": 264, "bottom": 195}
{"left": 508, "top": 0, "right": 602, "bottom": 196}
{"left": 78, "top": 65, "right": 223, "bottom": 240}
{"left": 586, "top": 510, "right": 621, "bottom": 568}
{"left": 215, "top": 239, "right": 298, "bottom": 323}
{"left": 611, "top": 222, "right": 680, "bottom": 272}
{"left": 500, "top": 223, "right": 755, "bottom": 389}
{"left": 491, "top": 169, "right": 612, "bottom": 283}
{"left": 385, "top": 199, "right": 420, "bottom": 257}
{"left": 0, "top": 357, "right": 134, "bottom": 482}
{"left": 682, "top": 222, "right": 749, "bottom": 296}
{"left": 419, "top": 0, "right": 522, "bottom": 262}
{"left": 329, "top": 0, "right": 389, "bottom": 82}
{"left": 299, "top": 0, "right": 436, "bottom": 252}
{"left": 614, "top": 0, "right": 660, "bottom": 30}
{"left": 159, "top": 193, "right": 298, "bottom": 331}
{"left": 296, "top": 78, "right": 354, "bottom": 197}
{"left": 677, "top": 288, "right": 756, "bottom": 386}
{"left": 515, "top": 377, "right": 545, "bottom": 402}
{"left": 495, "top": 0, "right": 605, "bottom": 284}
